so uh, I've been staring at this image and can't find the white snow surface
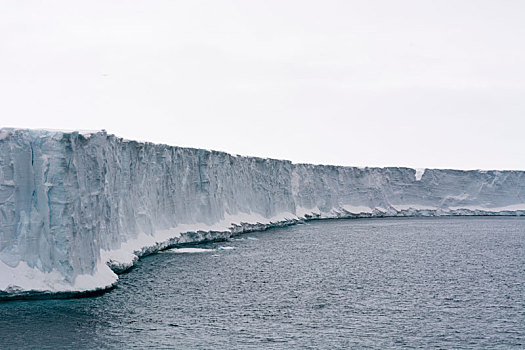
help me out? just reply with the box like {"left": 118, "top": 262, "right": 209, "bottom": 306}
{"left": 415, "top": 168, "right": 425, "bottom": 181}
{"left": 341, "top": 205, "right": 373, "bottom": 214}
{"left": 168, "top": 248, "right": 215, "bottom": 253}
{"left": 1, "top": 128, "right": 524, "bottom": 295}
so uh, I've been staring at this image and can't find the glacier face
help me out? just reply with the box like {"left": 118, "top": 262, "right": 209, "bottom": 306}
{"left": 0, "top": 128, "right": 524, "bottom": 296}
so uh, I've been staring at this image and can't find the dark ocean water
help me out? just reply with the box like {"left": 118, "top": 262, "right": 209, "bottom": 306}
{"left": 0, "top": 217, "right": 524, "bottom": 349}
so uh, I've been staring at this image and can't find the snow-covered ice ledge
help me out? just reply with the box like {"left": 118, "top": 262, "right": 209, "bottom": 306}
{"left": 0, "top": 128, "right": 524, "bottom": 298}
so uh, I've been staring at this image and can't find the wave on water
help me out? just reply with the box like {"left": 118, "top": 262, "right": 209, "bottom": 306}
{"left": 217, "top": 246, "right": 235, "bottom": 251}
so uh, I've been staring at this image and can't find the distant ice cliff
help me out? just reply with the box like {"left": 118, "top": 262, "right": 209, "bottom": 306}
{"left": 1, "top": 128, "right": 524, "bottom": 296}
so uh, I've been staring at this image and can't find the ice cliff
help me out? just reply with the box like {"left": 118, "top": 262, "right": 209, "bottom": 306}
{"left": 1, "top": 128, "right": 524, "bottom": 297}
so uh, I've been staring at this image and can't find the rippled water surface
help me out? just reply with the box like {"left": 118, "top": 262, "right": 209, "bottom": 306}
{"left": 1, "top": 217, "right": 524, "bottom": 349}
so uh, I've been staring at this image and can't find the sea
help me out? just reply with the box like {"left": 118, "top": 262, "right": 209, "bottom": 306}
{"left": 0, "top": 217, "right": 523, "bottom": 349}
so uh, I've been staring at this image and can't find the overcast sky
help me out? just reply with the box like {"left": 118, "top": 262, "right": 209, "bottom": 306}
{"left": 1, "top": 1, "right": 524, "bottom": 170}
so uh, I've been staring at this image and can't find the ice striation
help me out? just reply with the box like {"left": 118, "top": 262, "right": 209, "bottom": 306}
{"left": 0, "top": 128, "right": 524, "bottom": 297}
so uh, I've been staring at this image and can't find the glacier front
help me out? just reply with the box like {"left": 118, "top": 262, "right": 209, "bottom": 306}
{"left": 1, "top": 128, "right": 524, "bottom": 297}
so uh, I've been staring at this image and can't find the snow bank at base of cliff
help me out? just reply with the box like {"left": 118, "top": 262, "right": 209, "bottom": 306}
{"left": 0, "top": 260, "right": 116, "bottom": 296}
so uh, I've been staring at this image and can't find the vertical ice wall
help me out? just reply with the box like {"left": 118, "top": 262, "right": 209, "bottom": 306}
{"left": 0, "top": 128, "right": 524, "bottom": 295}
{"left": 292, "top": 164, "right": 525, "bottom": 213}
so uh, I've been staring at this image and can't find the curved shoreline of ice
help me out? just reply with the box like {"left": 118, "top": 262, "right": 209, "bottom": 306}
{"left": 1, "top": 128, "right": 524, "bottom": 298}
{"left": 2, "top": 207, "right": 523, "bottom": 299}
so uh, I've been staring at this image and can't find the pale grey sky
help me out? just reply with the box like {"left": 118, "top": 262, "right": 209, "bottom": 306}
{"left": 1, "top": 0, "right": 524, "bottom": 170}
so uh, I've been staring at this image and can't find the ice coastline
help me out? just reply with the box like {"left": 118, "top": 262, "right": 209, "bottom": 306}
{"left": 0, "top": 128, "right": 524, "bottom": 297}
